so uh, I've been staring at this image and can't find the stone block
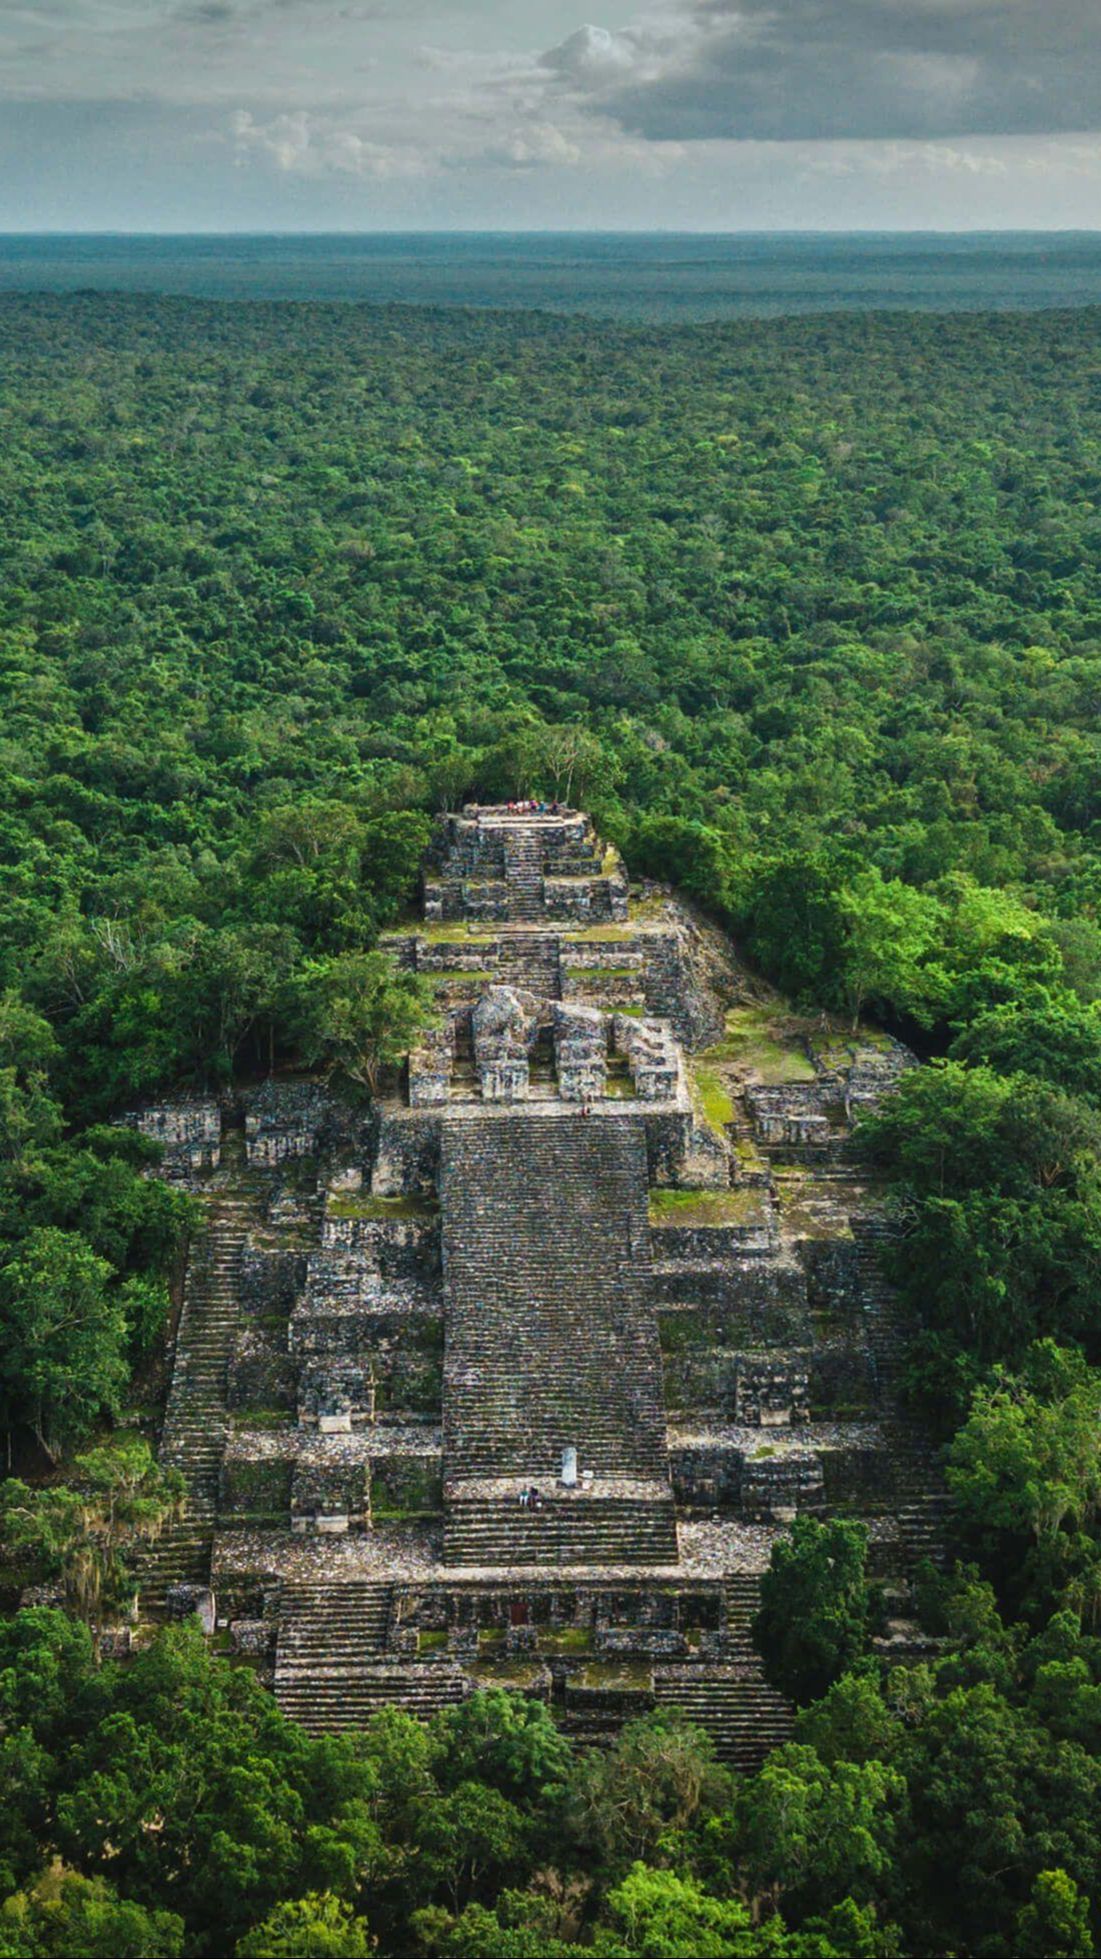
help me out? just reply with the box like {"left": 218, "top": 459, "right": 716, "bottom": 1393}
{"left": 166, "top": 1584, "right": 216, "bottom": 1633}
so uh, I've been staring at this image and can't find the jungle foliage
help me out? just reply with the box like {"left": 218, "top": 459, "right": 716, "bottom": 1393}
{"left": 3, "top": 294, "right": 1101, "bottom": 1952}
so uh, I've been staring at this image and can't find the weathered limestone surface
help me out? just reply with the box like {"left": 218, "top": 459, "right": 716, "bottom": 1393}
{"left": 126, "top": 1097, "right": 222, "bottom": 1181}
{"left": 425, "top": 807, "right": 629, "bottom": 926}
{"left": 245, "top": 1081, "right": 338, "bottom": 1166}
{"left": 439, "top": 1112, "right": 678, "bottom": 1569}
{"left": 144, "top": 806, "right": 940, "bottom": 1771}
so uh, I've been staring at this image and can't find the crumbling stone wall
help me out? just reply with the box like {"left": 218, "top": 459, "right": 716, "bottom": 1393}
{"left": 553, "top": 1003, "right": 608, "bottom": 1101}
{"left": 472, "top": 986, "right": 536, "bottom": 1101}
{"left": 244, "top": 1082, "right": 341, "bottom": 1166}
{"left": 126, "top": 1097, "right": 221, "bottom": 1180}
{"left": 741, "top": 1451, "right": 826, "bottom": 1521}
{"left": 734, "top": 1355, "right": 810, "bottom": 1427}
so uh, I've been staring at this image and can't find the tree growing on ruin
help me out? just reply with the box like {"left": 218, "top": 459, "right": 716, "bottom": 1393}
{"left": 753, "top": 1518, "right": 878, "bottom": 1705}
{"left": 288, "top": 952, "right": 433, "bottom": 1095}
{"left": 0, "top": 1437, "right": 184, "bottom": 1634}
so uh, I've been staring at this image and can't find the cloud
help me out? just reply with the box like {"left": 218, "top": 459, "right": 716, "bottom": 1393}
{"left": 231, "top": 106, "right": 418, "bottom": 175}
{"left": 543, "top": 25, "right": 648, "bottom": 84}
{"left": 556, "top": 0, "right": 1101, "bottom": 143}
{"left": 175, "top": 2, "right": 236, "bottom": 22}
{"left": 482, "top": 120, "right": 583, "bottom": 167}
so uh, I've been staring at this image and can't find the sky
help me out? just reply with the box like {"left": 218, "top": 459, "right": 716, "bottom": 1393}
{"left": 3, "top": 1, "right": 1101, "bottom": 231}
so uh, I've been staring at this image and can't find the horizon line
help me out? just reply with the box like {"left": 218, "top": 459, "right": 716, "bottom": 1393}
{"left": 4, "top": 225, "right": 1101, "bottom": 240}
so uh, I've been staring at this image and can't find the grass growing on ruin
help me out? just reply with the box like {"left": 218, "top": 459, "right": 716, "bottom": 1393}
{"left": 325, "top": 1193, "right": 437, "bottom": 1221}
{"left": 421, "top": 967, "right": 495, "bottom": 985}
{"left": 383, "top": 919, "right": 509, "bottom": 946}
{"left": 649, "top": 1188, "right": 769, "bottom": 1228}
{"left": 577, "top": 1662, "right": 655, "bottom": 1690}
{"left": 473, "top": 1659, "right": 547, "bottom": 1685}
{"left": 703, "top": 1005, "right": 818, "bottom": 1084}
{"left": 658, "top": 1308, "right": 713, "bottom": 1352}
{"left": 560, "top": 924, "right": 637, "bottom": 943}
{"left": 778, "top": 1192, "right": 856, "bottom": 1241}
{"left": 692, "top": 1063, "right": 736, "bottom": 1130}
{"left": 812, "top": 1026, "right": 896, "bottom": 1073}
{"left": 541, "top": 1628, "right": 592, "bottom": 1653}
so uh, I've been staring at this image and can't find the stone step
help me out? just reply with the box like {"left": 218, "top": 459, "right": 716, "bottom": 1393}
{"left": 275, "top": 1665, "right": 468, "bottom": 1734}
{"left": 440, "top": 1114, "right": 672, "bottom": 1486}
{"left": 443, "top": 1493, "right": 679, "bottom": 1569}
{"left": 139, "top": 1191, "right": 259, "bottom": 1612}
{"left": 276, "top": 1581, "right": 394, "bottom": 1665}
{"left": 653, "top": 1666, "right": 794, "bottom": 1769}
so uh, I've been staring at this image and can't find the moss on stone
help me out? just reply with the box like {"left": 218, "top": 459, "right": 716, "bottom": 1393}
{"left": 576, "top": 1661, "right": 654, "bottom": 1690}
{"left": 541, "top": 1628, "right": 592, "bottom": 1653}
{"left": 649, "top": 1187, "right": 767, "bottom": 1227}
{"left": 472, "top": 1659, "right": 545, "bottom": 1684}
{"left": 692, "top": 1063, "right": 736, "bottom": 1130}
{"left": 705, "top": 1005, "right": 817, "bottom": 1084}
{"left": 325, "top": 1194, "right": 437, "bottom": 1221}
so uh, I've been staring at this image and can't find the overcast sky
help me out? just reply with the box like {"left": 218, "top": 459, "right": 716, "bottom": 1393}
{"left": 3, "top": 1, "right": 1101, "bottom": 230}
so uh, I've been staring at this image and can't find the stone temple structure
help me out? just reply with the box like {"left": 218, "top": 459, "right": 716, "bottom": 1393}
{"left": 139, "top": 807, "right": 944, "bottom": 1765}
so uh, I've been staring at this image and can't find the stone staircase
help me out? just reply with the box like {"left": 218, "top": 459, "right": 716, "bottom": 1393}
{"left": 496, "top": 934, "right": 561, "bottom": 998}
{"left": 649, "top": 1573, "right": 797, "bottom": 1768}
{"left": 274, "top": 1579, "right": 400, "bottom": 1728}
{"left": 141, "top": 1184, "right": 256, "bottom": 1612}
{"left": 444, "top": 1490, "right": 678, "bottom": 1568}
{"left": 503, "top": 828, "right": 546, "bottom": 922}
{"left": 440, "top": 1114, "right": 677, "bottom": 1566}
{"left": 275, "top": 1578, "right": 469, "bottom": 1734}
{"left": 653, "top": 1665, "right": 795, "bottom": 1770}
{"left": 890, "top": 1435, "right": 952, "bottom": 1571}
{"left": 850, "top": 1215, "right": 952, "bottom": 1573}
{"left": 852, "top": 1213, "right": 906, "bottom": 1400}
{"left": 722, "top": 1573, "right": 767, "bottom": 1661}
{"left": 277, "top": 1659, "right": 467, "bottom": 1733}
{"left": 441, "top": 1115, "right": 669, "bottom": 1479}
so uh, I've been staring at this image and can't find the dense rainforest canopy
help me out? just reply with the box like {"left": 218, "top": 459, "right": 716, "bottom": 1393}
{"left": 3, "top": 293, "right": 1101, "bottom": 1954}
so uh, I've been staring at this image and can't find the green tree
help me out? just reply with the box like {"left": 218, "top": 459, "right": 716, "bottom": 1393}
{"left": 730, "top": 1745, "right": 904, "bottom": 1919}
{"left": 566, "top": 1711, "right": 730, "bottom": 1869}
{"left": 898, "top": 1681, "right": 1101, "bottom": 1953}
{"left": 0, "top": 992, "right": 62, "bottom": 1162}
{"left": 860, "top": 1066, "right": 1101, "bottom": 1387}
{"left": 794, "top": 1672, "right": 902, "bottom": 1767}
{"left": 835, "top": 868, "right": 945, "bottom": 1028}
{"left": 0, "top": 1229, "right": 126, "bottom": 1458}
{"left": 604, "top": 1863, "right": 756, "bottom": 1958}
{"left": 741, "top": 857, "right": 848, "bottom": 1005}
{"left": 0, "top": 1866, "right": 183, "bottom": 1959}
{"left": 753, "top": 1519, "right": 876, "bottom": 1705}
{"left": 431, "top": 1689, "right": 573, "bottom": 1807}
{"left": 288, "top": 951, "right": 431, "bottom": 1094}
{"left": 1015, "top": 1869, "right": 1094, "bottom": 1958}
{"left": 0, "top": 1437, "right": 183, "bottom": 1633}
{"left": 412, "top": 1780, "right": 529, "bottom": 1912}
{"left": 951, "top": 1000, "right": 1101, "bottom": 1103}
{"left": 235, "top": 1893, "right": 372, "bottom": 1959}
{"left": 946, "top": 1345, "right": 1101, "bottom": 1550}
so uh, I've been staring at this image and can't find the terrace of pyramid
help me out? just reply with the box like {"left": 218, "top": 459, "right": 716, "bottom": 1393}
{"left": 136, "top": 805, "right": 945, "bottom": 1768}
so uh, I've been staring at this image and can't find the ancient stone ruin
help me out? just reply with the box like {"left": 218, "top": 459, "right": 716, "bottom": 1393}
{"left": 142, "top": 805, "right": 943, "bottom": 1768}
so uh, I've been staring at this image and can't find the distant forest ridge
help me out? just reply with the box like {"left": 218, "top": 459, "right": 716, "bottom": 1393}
{"left": 3, "top": 230, "right": 1101, "bottom": 318}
